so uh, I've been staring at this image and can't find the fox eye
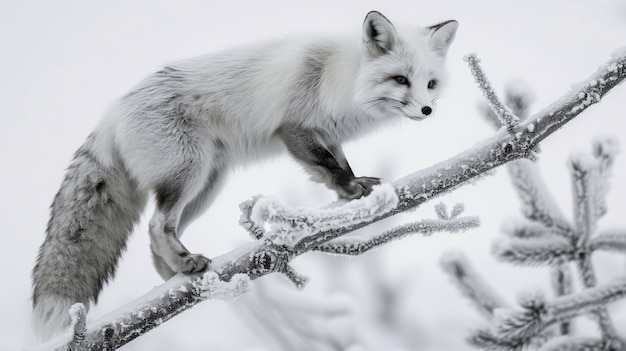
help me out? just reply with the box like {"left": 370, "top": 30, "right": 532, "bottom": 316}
{"left": 427, "top": 79, "right": 437, "bottom": 89}
{"left": 393, "top": 76, "right": 409, "bottom": 85}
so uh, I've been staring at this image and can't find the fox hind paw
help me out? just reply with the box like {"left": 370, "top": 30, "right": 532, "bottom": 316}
{"left": 180, "top": 254, "right": 211, "bottom": 274}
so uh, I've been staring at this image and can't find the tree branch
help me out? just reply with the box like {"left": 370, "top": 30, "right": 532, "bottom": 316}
{"left": 440, "top": 251, "right": 508, "bottom": 318}
{"left": 477, "top": 276, "right": 626, "bottom": 348}
{"left": 313, "top": 215, "right": 479, "bottom": 256}
{"left": 39, "top": 50, "right": 626, "bottom": 351}
{"left": 465, "top": 54, "right": 520, "bottom": 133}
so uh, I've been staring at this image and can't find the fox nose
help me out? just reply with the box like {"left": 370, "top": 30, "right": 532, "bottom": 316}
{"left": 421, "top": 106, "right": 432, "bottom": 116}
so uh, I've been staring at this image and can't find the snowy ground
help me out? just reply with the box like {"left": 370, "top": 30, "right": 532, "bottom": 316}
{"left": 2, "top": 1, "right": 626, "bottom": 350}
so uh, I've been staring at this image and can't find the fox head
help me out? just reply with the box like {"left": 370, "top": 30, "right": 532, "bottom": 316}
{"left": 354, "top": 11, "right": 458, "bottom": 121}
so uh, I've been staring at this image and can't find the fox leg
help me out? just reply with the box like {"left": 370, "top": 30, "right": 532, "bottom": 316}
{"left": 149, "top": 165, "right": 225, "bottom": 280}
{"left": 278, "top": 124, "right": 380, "bottom": 199}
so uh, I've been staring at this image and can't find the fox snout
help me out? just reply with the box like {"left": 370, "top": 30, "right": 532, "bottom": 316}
{"left": 402, "top": 102, "right": 434, "bottom": 120}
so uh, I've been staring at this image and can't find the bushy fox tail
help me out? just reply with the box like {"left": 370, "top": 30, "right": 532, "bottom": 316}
{"left": 32, "top": 132, "right": 147, "bottom": 341}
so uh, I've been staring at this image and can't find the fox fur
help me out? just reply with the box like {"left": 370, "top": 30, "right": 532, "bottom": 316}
{"left": 32, "top": 11, "right": 458, "bottom": 341}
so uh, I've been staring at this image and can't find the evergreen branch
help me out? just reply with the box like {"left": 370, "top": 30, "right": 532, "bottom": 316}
{"left": 591, "top": 136, "right": 620, "bottom": 218}
{"left": 492, "top": 291, "right": 548, "bottom": 341}
{"left": 569, "top": 153, "right": 619, "bottom": 341}
{"left": 549, "top": 276, "right": 626, "bottom": 323}
{"left": 468, "top": 328, "right": 527, "bottom": 351}
{"left": 538, "top": 336, "right": 608, "bottom": 351}
{"left": 39, "top": 50, "right": 626, "bottom": 351}
{"left": 469, "top": 51, "right": 626, "bottom": 350}
{"left": 569, "top": 153, "right": 599, "bottom": 247}
{"left": 500, "top": 219, "right": 559, "bottom": 239}
{"left": 493, "top": 237, "right": 576, "bottom": 267}
{"left": 484, "top": 277, "right": 626, "bottom": 347}
{"left": 440, "top": 252, "right": 507, "bottom": 318}
{"left": 574, "top": 256, "right": 619, "bottom": 341}
{"left": 590, "top": 230, "right": 626, "bottom": 252}
{"left": 550, "top": 264, "right": 573, "bottom": 335}
{"left": 507, "top": 160, "right": 573, "bottom": 236}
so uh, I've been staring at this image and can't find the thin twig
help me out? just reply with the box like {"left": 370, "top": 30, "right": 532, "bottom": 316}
{"left": 465, "top": 54, "right": 520, "bottom": 133}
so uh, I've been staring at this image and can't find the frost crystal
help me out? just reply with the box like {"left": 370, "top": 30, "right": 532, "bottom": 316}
{"left": 197, "top": 272, "right": 251, "bottom": 300}
{"left": 608, "top": 63, "right": 618, "bottom": 72}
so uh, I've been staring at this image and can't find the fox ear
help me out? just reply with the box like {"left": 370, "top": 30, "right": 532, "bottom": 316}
{"left": 362, "top": 11, "right": 397, "bottom": 55}
{"left": 428, "top": 20, "right": 458, "bottom": 55}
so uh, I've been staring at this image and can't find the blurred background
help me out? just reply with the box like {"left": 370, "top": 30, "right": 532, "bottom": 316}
{"left": 1, "top": 0, "right": 626, "bottom": 350}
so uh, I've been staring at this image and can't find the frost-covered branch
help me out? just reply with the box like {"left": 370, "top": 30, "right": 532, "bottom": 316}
{"left": 40, "top": 50, "right": 626, "bottom": 351}
{"left": 501, "top": 219, "right": 561, "bottom": 239}
{"left": 539, "top": 336, "right": 607, "bottom": 351}
{"left": 507, "top": 160, "right": 573, "bottom": 236}
{"left": 493, "top": 236, "right": 576, "bottom": 267}
{"left": 67, "top": 304, "right": 87, "bottom": 351}
{"left": 568, "top": 148, "right": 620, "bottom": 341}
{"left": 550, "top": 264, "right": 573, "bottom": 336}
{"left": 590, "top": 230, "right": 626, "bottom": 253}
{"left": 466, "top": 54, "right": 520, "bottom": 133}
{"left": 477, "top": 277, "right": 626, "bottom": 348}
{"left": 246, "top": 184, "right": 399, "bottom": 247}
{"left": 314, "top": 215, "right": 479, "bottom": 256}
{"left": 441, "top": 252, "right": 507, "bottom": 318}
{"left": 40, "top": 272, "right": 251, "bottom": 351}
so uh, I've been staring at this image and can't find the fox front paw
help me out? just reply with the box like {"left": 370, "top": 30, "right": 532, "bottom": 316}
{"left": 337, "top": 176, "right": 381, "bottom": 200}
{"left": 178, "top": 253, "right": 211, "bottom": 274}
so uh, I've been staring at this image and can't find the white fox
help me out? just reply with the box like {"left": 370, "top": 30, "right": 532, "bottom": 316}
{"left": 32, "top": 11, "right": 457, "bottom": 341}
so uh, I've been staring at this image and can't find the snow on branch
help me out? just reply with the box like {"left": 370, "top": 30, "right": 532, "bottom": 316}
{"left": 40, "top": 50, "right": 626, "bottom": 351}
{"left": 41, "top": 272, "right": 251, "bottom": 351}
{"left": 239, "top": 194, "right": 265, "bottom": 239}
{"left": 243, "top": 184, "right": 399, "bottom": 247}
